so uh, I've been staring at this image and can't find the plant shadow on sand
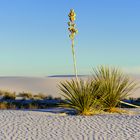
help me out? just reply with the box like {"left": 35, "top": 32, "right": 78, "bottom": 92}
{"left": 20, "top": 107, "right": 77, "bottom": 115}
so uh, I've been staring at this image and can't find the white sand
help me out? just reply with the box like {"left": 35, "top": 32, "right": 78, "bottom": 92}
{"left": 0, "top": 109, "right": 140, "bottom": 140}
{"left": 0, "top": 77, "right": 70, "bottom": 98}
{"left": 0, "top": 75, "right": 139, "bottom": 98}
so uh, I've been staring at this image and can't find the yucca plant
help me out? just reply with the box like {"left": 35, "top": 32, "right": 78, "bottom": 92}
{"left": 59, "top": 79, "right": 105, "bottom": 115}
{"left": 92, "top": 66, "right": 137, "bottom": 113}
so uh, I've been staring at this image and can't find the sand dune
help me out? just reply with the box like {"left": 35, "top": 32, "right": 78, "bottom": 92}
{"left": 0, "top": 109, "right": 140, "bottom": 140}
{"left": 0, "top": 75, "right": 139, "bottom": 98}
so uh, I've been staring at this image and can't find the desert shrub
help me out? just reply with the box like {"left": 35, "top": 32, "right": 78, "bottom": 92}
{"left": 33, "top": 93, "right": 47, "bottom": 100}
{"left": 46, "top": 95, "right": 53, "bottom": 100}
{"left": 28, "top": 103, "right": 38, "bottom": 109}
{"left": 54, "top": 97, "right": 62, "bottom": 100}
{"left": 18, "top": 92, "right": 33, "bottom": 100}
{"left": 0, "top": 102, "right": 8, "bottom": 109}
{"left": 0, "top": 90, "right": 5, "bottom": 96}
{"left": 59, "top": 79, "right": 104, "bottom": 115}
{"left": 6, "top": 102, "right": 16, "bottom": 109}
{"left": 92, "top": 66, "right": 137, "bottom": 112}
{"left": 2, "top": 91, "right": 16, "bottom": 100}
{"left": 136, "top": 97, "right": 140, "bottom": 102}
{"left": 20, "top": 103, "right": 30, "bottom": 109}
{"left": 12, "top": 102, "right": 21, "bottom": 109}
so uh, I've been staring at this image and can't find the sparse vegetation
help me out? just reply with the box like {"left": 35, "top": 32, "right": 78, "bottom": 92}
{"left": 33, "top": 93, "right": 47, "bottom": 100}
{"left": 0, "top": 102, "right": 8, "bottom": 109}
{"left": 0, "top": 91, "right": 62, "bottom": 109}
{"left": 18, "top": 92, "right": 33, "bottom": 100}
{"left": 0, "top": 90, "right": 16, "bottom": 100}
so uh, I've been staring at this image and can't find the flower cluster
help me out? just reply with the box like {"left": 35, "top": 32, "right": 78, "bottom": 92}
{"left": 68, "top": 9, "right": 78, "bottom": 40}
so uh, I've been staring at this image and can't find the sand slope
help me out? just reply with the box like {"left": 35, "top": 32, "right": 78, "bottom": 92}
{"left": 0, "top": 109, "right": 140, "bottom": 140}
{"left": 0, "top": 75, "right": 139, "bottom": 98}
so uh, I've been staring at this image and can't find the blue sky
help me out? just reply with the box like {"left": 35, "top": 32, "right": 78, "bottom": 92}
{"left": 0, "top": 0, "right": 140, "bottom": 76}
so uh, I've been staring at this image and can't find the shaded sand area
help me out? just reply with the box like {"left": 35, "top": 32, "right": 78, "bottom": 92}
{"left": 0, "top": 75, "right": 139, "bottom": 98}
{"left": 0, "top": 109, "right": 140, "bottom": 140}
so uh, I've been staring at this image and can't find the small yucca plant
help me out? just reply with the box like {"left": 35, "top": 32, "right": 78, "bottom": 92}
{"left": 92, "top": 66, "right": 137, "bottom": 113}
{"left": 59, "top": 79, "right": 104, "bottom": 115}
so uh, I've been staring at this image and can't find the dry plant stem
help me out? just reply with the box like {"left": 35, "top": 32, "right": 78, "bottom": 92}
{"left": 120, "top": 101, "right": 140, "bottom": 108}
{"left": 71, "top": 39, "right": 78, "bottom": 81}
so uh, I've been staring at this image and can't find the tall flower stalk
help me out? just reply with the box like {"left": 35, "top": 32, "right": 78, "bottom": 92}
{"left": 68, "top": 9, "right": 78, "bottom": 80}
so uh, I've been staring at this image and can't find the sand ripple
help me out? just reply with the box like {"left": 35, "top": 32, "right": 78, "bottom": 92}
{"left": 0, "top": 110, "right": 140, "bottom": 140}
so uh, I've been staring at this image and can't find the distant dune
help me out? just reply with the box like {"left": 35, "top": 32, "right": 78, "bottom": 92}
{"left": 0, "top": 75, "right": 139, "bottom": 98}
{"left": 48, "top": 75, "right": 87, "bottom": 77}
